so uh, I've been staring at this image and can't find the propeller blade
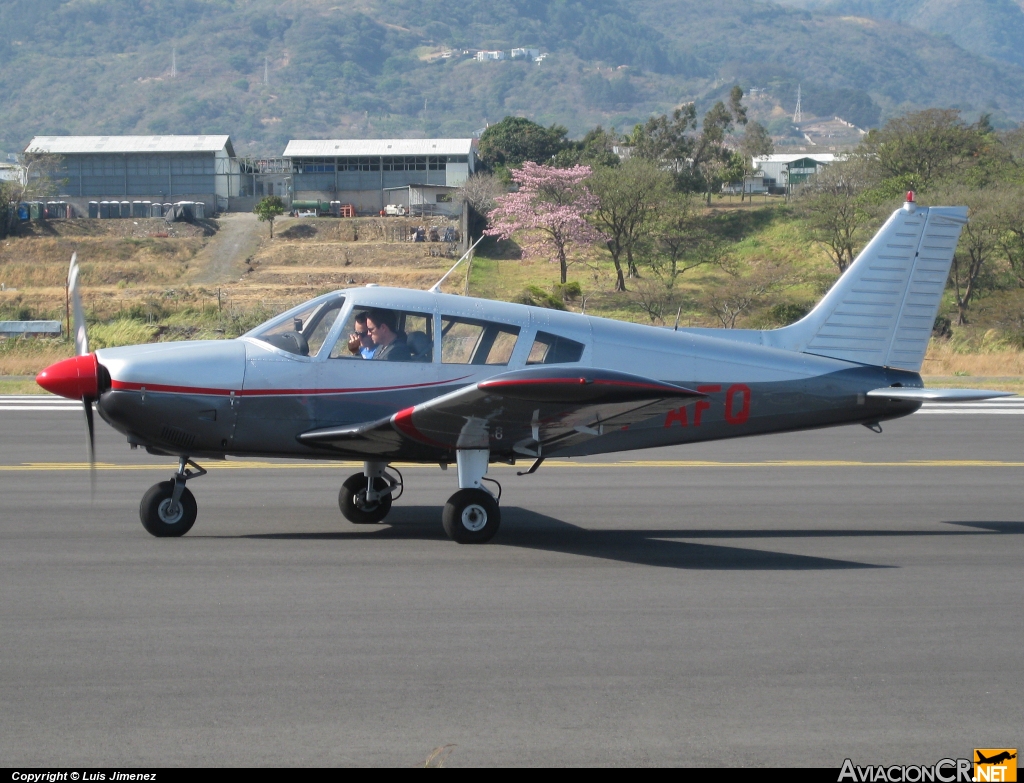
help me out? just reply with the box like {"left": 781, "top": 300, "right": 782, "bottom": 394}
{"left": 68, "top": 252, "right": 89, "bottom": 356}
{"left": 83, "top": 397, "right": 96, "bottom": 498}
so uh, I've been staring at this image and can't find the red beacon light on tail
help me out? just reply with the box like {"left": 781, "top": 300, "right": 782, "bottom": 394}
{"left": 904, "top": 191, "right": 917, "bottom": 212}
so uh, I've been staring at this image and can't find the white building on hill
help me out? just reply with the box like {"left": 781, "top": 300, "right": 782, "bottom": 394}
{"left": 753, "top": 153, "right": 841, "bottom": 187}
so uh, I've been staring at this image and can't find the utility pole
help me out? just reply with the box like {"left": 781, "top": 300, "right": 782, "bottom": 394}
{"left": 793, "top": 84, "right": 802, "bottom": 124}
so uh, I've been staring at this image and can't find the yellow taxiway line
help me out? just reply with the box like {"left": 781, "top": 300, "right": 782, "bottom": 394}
{"left": 2, "top": 459, "right": 1024, "bottom": 472}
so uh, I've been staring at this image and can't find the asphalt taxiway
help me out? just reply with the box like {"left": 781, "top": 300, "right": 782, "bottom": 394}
{"left": 1, "top": 404, "right": 1021, "bottom": 766}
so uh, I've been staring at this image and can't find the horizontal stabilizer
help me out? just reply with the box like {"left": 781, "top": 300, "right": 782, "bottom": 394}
{"left": 866, "top": 387, "right": 1016, "bottom": 402}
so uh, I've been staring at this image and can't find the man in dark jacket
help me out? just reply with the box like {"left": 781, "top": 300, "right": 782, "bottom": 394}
{"left": 365, "top": 309, "right": 414, "bottom": 362}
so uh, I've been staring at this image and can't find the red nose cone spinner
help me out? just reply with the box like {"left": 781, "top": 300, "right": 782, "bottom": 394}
{"left": 36, "top": 353, "right": 99, "bottom": 399}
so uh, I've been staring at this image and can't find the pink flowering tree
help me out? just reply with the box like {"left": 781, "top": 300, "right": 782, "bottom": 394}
{"left": 485, "top": 162, "right": 605, "bottom": 284}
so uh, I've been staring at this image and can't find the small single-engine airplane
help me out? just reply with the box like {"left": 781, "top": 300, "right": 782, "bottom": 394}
{"left": 36, "top": 194, "right": 1013, "bottom": 543}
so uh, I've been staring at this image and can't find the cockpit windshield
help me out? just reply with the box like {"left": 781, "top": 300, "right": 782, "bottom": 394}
{"left": 245, "top": 294, "right": 346, "bottom": 357}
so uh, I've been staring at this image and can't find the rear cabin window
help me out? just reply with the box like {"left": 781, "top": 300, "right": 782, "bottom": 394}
{"left": 441, "top": 316, "right": 521, "bottom": 365}
{"left": 526, "top": 331, "right": 585, "bottom": 365}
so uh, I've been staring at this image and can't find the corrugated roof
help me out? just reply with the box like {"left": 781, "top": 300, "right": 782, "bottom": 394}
{"left": 283, "top": 139, "right": 476, "bottom": 157}
{"left": 25, "top": 135, "right": 234, "bottom": 155}
{"left": 754, "top": 153, "right": 840, "bottom": 164}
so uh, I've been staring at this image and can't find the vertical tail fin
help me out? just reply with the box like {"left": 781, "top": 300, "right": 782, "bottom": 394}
{"left": 769, "top": 201, "right": 967, "bottom": 371}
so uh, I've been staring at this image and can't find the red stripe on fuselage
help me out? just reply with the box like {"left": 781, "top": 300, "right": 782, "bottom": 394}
{"left": 109, "top": 375, "right": 472, "bottom": 397}
{"left": 478, "top": 377, "right": 701, "bottom": 394}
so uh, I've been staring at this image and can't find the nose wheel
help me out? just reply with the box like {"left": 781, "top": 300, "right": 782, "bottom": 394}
{"left": 339, "top": 473, "right": 394, "bottom": 524}
{"left": 139, "top": 457, "right": 205, "bottom": 537}
{"left": 140, "top": 481, "right": 198, "bottom": 537}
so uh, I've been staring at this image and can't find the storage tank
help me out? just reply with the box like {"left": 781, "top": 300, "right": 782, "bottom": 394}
{"left": 88, "top": 202, "right": 99, "bottom": 219}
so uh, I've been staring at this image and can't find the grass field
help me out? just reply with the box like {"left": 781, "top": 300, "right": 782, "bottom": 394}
{"left": 2, "top": 203, "right": 1024, "bottom": 381}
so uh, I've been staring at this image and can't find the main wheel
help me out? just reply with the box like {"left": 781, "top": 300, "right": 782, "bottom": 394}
{"left": 442, "top": 488, "right": 501, "bottom": 544}
{"left": 140, "top": 480, "right": 197, "bottom": 538}
{"left": 339, "top": 473, "right": 393, "bottom": 524}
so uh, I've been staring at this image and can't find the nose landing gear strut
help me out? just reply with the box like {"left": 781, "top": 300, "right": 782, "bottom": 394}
{"left": 139, "top": 457, "right": 206, "bottom": 537}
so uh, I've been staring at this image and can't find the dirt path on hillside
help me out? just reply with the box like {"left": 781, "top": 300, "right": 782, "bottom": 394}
{"left": 190, "top": 213, "right": 263, "bottom": 284}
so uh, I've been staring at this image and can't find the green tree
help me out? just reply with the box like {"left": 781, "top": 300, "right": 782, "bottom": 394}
{"left": 588, "top": 158, "right": 673, "bottom": 290}
{"left": 691, "top": 88, "right": 748, "bottom": 204}
{"left": 860, "top": 109, "right": 989, "bottom": 192}
{"left": 627, "top": 105, "right": 697, "bottom": 173}
{"left": 994, "top": 185, "right": 1024, "bottom": 286}
{"left": 645, "top": 192, "right": 725, "bottom": 289}
{"left": 799, "top": 157, "right": 880, "bottom": 274}
{"left": 477, "top": 117, "right": 571, "bottom": 178}
{"left": 254, "top": 196, "right": 286, "bottom": 238}
{"left": 739, "top": 121, "right": 774, "bottom": 200}
{"left": 631, "top": 89, "right": 751, "bottom": 202}
{"left": 552, "top": 126, "right": 622, "bottom": 169}
{"left": 932, "top": 185, "right": 1002, "bottom": 325}
{"left": 0, "top": 151, "right": 65, "bottom": 234}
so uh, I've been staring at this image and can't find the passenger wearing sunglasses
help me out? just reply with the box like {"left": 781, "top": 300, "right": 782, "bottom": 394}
{"left": 345, "top": 312, "right": 379, "bottom": 359}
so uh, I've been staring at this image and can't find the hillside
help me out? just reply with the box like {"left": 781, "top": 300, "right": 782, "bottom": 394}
{"left": 2, "top": 0, "right": 1024, "bottom": 157}
{"left": 768, "top": 0, "right": 1024, "bottom": 70}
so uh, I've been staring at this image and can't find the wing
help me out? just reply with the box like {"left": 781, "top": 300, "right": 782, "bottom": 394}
{"left": 299, "top": 366, "right": 704, "bottom": 461}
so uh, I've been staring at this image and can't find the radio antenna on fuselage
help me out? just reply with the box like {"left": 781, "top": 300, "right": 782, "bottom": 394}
{"left": 428, "top": 235, "right": 486, "bottom": 293}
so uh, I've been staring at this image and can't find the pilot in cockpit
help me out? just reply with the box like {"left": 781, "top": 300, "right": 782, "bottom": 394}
{"left": 365, "top": 309, "right": 415, "bottom": 362}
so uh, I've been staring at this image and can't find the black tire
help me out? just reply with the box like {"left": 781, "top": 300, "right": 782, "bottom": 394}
{"left": 339, "top": 473, "right": 393, "bottom": 524}
{"left": 140, "top": 480, "right": 197, "bottom": 538}
{"left": 442, "top": 488, "right": 501, "bottom": 544}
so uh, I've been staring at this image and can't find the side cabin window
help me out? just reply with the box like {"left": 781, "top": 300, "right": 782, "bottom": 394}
{"left": 330, "top": 307, "right": 433, "bottom": 362}
{"left": 527, "top": 331, "right": 585, "bottom": 365}
{"left": 440, "top": 316, "right": 520, "bottom": 365}
{"left": 253, "top": 297, "right": 344, "bottom": 357}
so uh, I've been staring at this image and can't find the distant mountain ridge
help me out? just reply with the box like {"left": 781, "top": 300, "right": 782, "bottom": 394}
{"left": 1, "top": 0, "right": 1022, "bottom": 156}
{"left": 766, "top": 0, "right": 1024, "bottom": 69}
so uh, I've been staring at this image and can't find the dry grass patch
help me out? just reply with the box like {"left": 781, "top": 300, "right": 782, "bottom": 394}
{"left": 923, "top": 340, "right": 1024, "bottom": 376}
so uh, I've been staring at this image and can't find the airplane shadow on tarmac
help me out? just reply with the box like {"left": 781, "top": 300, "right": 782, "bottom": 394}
{"left": 232, "top": 508, "right": 1024, "bottom": 571}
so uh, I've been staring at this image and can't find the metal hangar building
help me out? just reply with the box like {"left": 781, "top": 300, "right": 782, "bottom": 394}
{"left": 283, "top": 138, "right": 477, "bottom": 215}
{"left": 24, "top": 135, "right": 241, "bottom": 214}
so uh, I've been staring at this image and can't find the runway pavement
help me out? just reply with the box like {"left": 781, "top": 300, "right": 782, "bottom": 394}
{"left": 1, "top": 398, "right": 1021, "bottom": 766}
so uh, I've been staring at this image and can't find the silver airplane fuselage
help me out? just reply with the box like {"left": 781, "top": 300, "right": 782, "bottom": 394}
{"left": 93, "top": 288, "right": 920, "bottom": 463}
